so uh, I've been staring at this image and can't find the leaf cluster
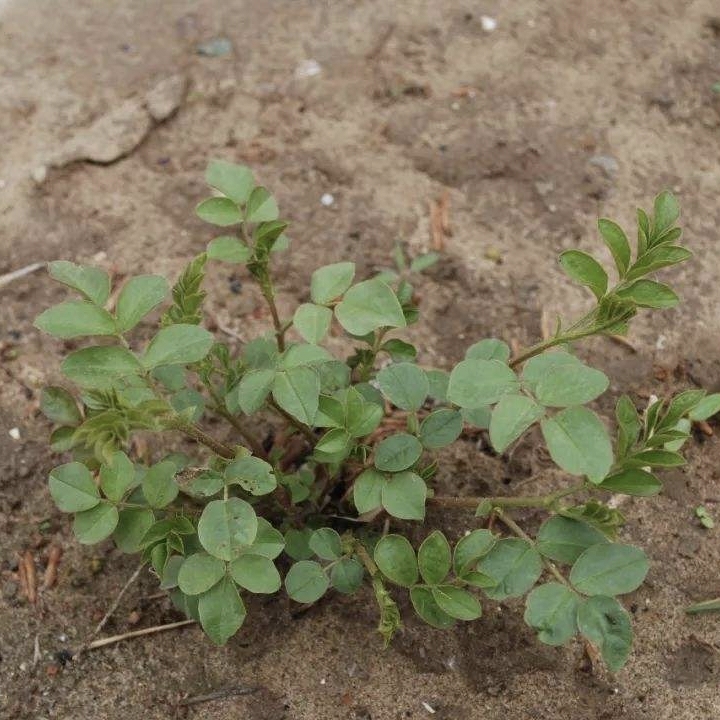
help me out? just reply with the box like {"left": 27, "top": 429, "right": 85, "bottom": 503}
{"left": 35, "top": 162, "right": 712, "bottom": 671}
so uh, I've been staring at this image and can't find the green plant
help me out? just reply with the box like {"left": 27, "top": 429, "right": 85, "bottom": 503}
{"left": 35, "top": 161, "right": 717, "bottom": 671}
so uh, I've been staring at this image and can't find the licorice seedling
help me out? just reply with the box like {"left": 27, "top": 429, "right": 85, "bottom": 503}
{"left": 36, "top": 161, "right": 715, "bottom": 669}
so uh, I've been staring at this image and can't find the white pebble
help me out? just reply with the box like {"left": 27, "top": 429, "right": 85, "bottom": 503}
{"left": 320, "top": 678, "right": 326, "bottom": 685}
{"left": 30, "top": 166, "right": 47, "bottom": 185}
{"left": 480, "top": 15, "right": 497, "bottom": 32}
{"left": 295, "top": 59, "right": 322, "bottom": 79}
{"left": 9, "top": 427, "right": 20, "bottom": 441}
{"left": 422, "top": 701, "right": 436, "bottom": 714}
{"left": 320, "top": 193, "right": 334, "bottom": 207}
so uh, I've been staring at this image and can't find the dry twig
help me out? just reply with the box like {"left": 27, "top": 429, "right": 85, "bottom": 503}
{"left": 0, "top": 262, "right": 44, "bottom": 289}
{"left": 42, "top": 545, "right": 62, "bottom": 590}
{"left": 179, "top": 685, "right": 258, "bottom": 707}
{"left": 85, "top": 620, "right": 196, "bottom": 651}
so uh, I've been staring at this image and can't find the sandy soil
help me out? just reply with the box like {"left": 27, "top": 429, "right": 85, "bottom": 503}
{"left": 1, "top": 1, "right": 720, "bottom": 718}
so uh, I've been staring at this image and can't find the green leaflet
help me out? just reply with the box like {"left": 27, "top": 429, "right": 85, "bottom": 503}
{"left": 541, "top": 407, "right": 613, "bottom": 483}
{"left": 524, "top": 582, "right": 579, "bottom": 646}
{"left": 489, "top": 394, "right": 544, "bottom": 452}
{"left": 334, "top": 278, "right": 406, "bottom": 336}
{"left": 577, "top": 595, "right": 633, "bottom": 671}
{"left": 374, "top": 535, "right": 418, "bottom": 587}
{"left": 35, "top": 301, "right": 116, "bottom": 339}
{"left": 198, "top": 575, "right": 246, "bottom": 645}
{"left": 48, "top": 261, "right": 110, "bottom": 306}
{"left": 478, "top": 538, "right": 543, "bottom": 601}
{"left": 311, "top": 262, "right": 355, "bottom": 304}
{"left": 447, "top": 359, "right": 519, "bottom": 408}
{"left": 376, "top": 362, "right": 429, "bottom": 411}
{"left": 570, "top": 543, "right": 648, "bottom": 596}
{"left": 418, "top": 531, "right": 452, "bottom": 585}
{"left": 285, "top": 560, "right": 329, "bottom": 603}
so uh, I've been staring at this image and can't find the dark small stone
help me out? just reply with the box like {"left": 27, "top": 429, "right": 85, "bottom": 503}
{"left": 55, "top": 649, "right": 73, "bottom": 666}
{"left": 228, "top": 277, "right": 242, "bottom": 294}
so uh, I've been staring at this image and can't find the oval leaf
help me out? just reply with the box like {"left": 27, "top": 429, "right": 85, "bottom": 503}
{"left": 431, "top": 585, "right": 482, "bottom": 621}
{"left": 198, "top": 575, "right": 246, "bottom": 645}
{"left": 40, "top": 386, "right": 82, "bottom": 426}
{"left": 559, "top": 250, "right": 608, "bottom": 300}
{"left": 35, "top": 301, "right": 116, "bottom": 339}
{"left": 577, "top": 595, "right": 632, "bottom": 671}
{"left": 334, "top": 279, "right": 406, "bottom": 336}
{"left": 381, "top": 471, "right": 426, "bottom": 520}
{"left": 272, "top": 366, "right": 320, "bottom": 425}
{"left": 49, "top": 462, "right": 100, "bottom": 512}
{"left": 447, "top": 359, "right": 519, "bottom": 409}
{"left": 330, "top": 558, "right": 364, "bottom": 594}
{"left": 205, "top": 160, "right": 254, "bottom": 204}
{"left": 353, "top": 468, "right": 384, "bottom": 513}
{"left": 198, "top": 498, "right": 258, "bottom": 561}
{"left": 48, "top": 261, "right": 110, "bottom": 306}
{"left": 376, "top": 362, "right": 429, "bottom": 411}
{"left": 116, "top": 275, "right": 169, "bottom": 331}
{"left": 196, "top": 197, "right": 242, "bottom": 226}
{"left": 374, "top": 433, "right": 423, "bottom": 472}
{"left": 374, "top": 535, "right": 418, "bottom": 587}
{"left": 178, "top": 553, "right": 226, "bottom": 595}
{"left": 524, "top": 582, "right": 580, "bottom": 646}
{"left": 293, "top": 303, "right": 333, "bottom": 344}
{"left": 453, "top": 530, "right": 496, "bottom": 575}
{"left": 598, "top": 469, "right": 661, "bottom": 496}
{"left": 541, "top": 407, "right": 613, "bottom": 484}
{"left": 418, "top": 531, "right": 452, "bottom": 585}
{"left": 598, "top": 219, "right": 631, "bottom": 277}
{"left": 73, "top": 502, "right": 119, "bottom": 544}
{"left": 478, "top": 538, "right": 543, "bottom": 601}
{"left": 410, "top": 586, "right": 455, "bottom": 628}
{"left": 489, "top": 394, "right": 544, "bottom": 452}
{"left": 284, "top": 560, "right": 329, "bottom": 603}
{"left": 310, "top": 262, "right": 356, "bottom": 304}
{"left": 230, "top": 554, "right": 281, "bottom": 594}
{"left": 537, "top": 516, "right": 608, "bottom": 565}
{"left": 142, "top": 324, "right": 215, "bottom": 368}
{"left": 419, "top": 409, "right": 462, "bottom": 449}
{"left": 570, "top": 543, "right": 648, "bottom": 596}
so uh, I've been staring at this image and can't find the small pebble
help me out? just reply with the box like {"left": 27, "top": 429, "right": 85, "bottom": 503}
{"left": 58, "top": 634, "right": 68, "bottom": 643}
{"left": 9, "top": 427, "right": 20, "bottom": 441}
{"left": 31, "top": 166, "right": 47, "bottom": 185}
{"left": 480, "top": 15, "right": 497, "bottom": 32}
{"left": 320, "top": 193, "right": 334, "bottom": 207}
{"left": 196, "top": 37, "right": 233, "bottom": 57}
{"left": 422, "top": 701, "right": 436, "bottom": 714}
{"left": 295, "top": 59, "right": 322, "bottom": 79}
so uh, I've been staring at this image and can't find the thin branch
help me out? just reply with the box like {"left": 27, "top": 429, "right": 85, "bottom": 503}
{"left": 429, "top": 482, "right": 586, "bottom": 511}
{"left": 179, "top": 685, "right": 258, "bottom": 707}
{"left": 73, "top": 561, "right": 146, "bottom": 661}
{"left": 508, "top": 317, "right": 626, "bottom": 368}
{"left": 268, "top": 399, "right": 316, "bottom": 443}
{"left": 0, "top": 261, "right": 44, "bottom": 289}
{"left": 83, "top": 620, "right": 196, "bottom": 651}
{"left": 173, "top": 420, "right": 236, "bottom": 459}
{"left": 204, "top": 381, "right": 267, "bottom": 459}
